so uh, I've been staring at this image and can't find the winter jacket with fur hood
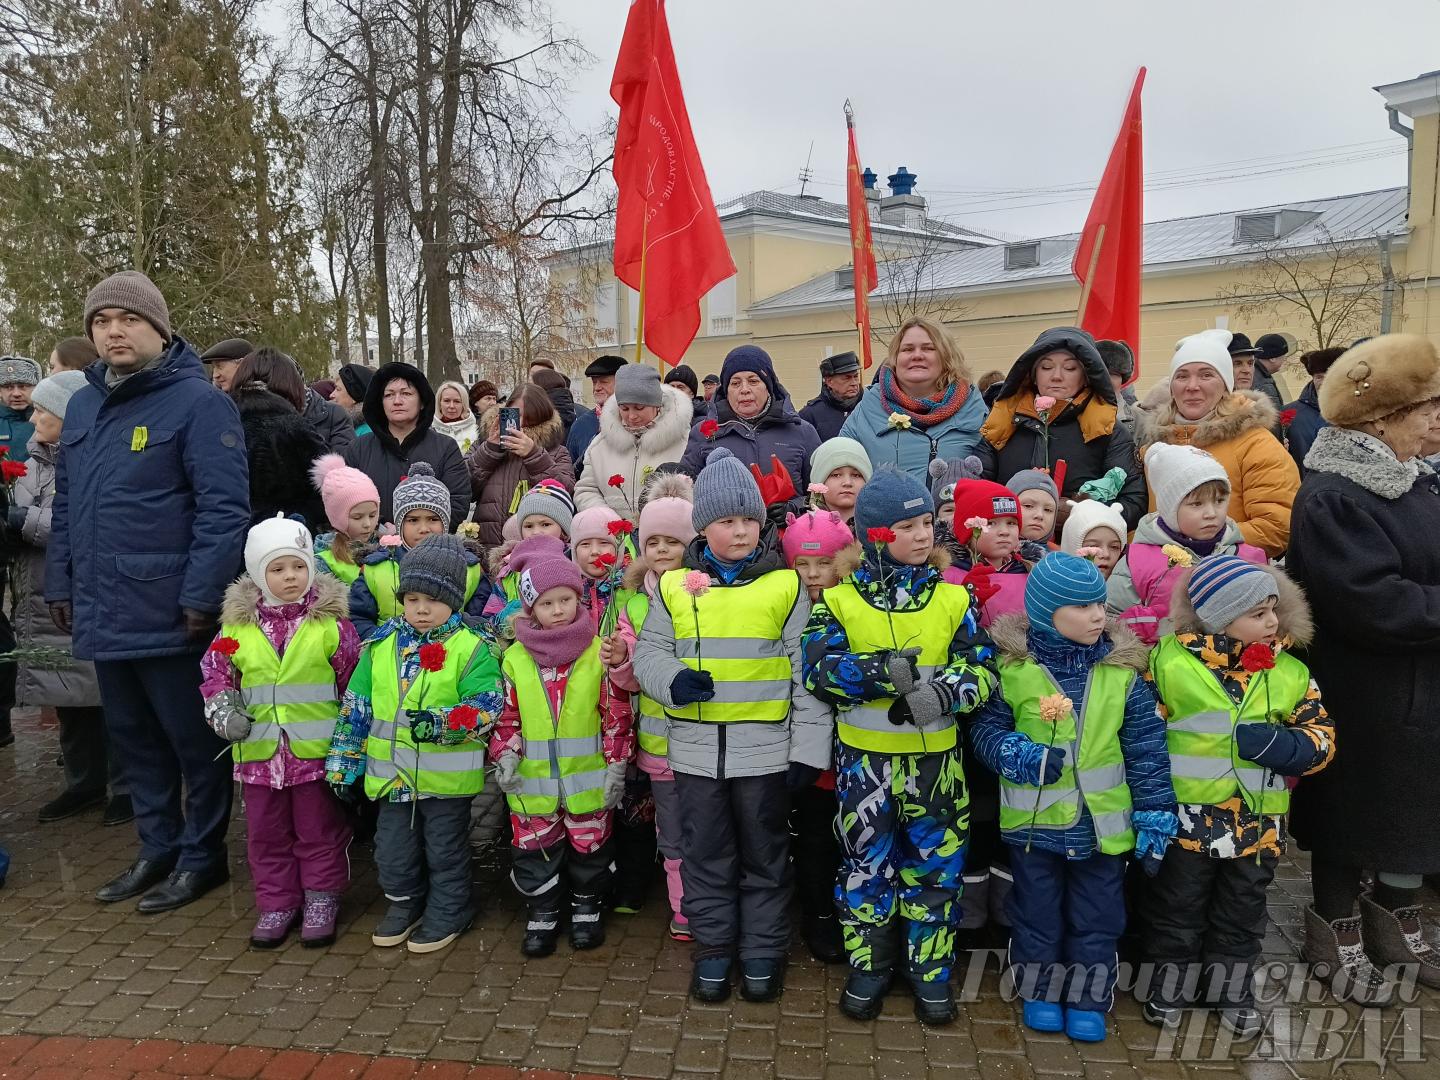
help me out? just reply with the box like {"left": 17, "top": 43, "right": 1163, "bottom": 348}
{"left": 1287, "top": 425, "right": 1440, "bottom": 871}
{"left": 574, "top": 383, "right": 692, "bottom": 516}
{"left": 466, "top": 403, "right": 574, "bottom": 547}
{"left": 1135, "top": 389, "right": 1298, "bottom": 558}
{"left": 342, "top": 362, "right": 471, "bottom": 529}
{"left": 632, "top": 529, "right": 832, "bottom": 779}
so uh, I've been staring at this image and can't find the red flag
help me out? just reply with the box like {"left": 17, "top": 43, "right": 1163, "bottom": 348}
{"left": 845, "top": 103, "right": 878, "bottom": 370}
{"left": 1073, "top": 68, "right": 1145, "bottom": 382}
{"left": 609, "top": 0, "right": 735, "bottom": 366}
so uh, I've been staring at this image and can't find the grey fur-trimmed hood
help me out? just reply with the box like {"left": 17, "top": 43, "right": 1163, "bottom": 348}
{"left": 1302, "top": 424, "right": 1434, "bottom": 500}
{"left": 594, "top": 383, "right": 695, "bottom": 456}
{"left": 988, "top": 611, "right": 1151, "bottom": 674}
{"left": 220, "top": 572, "right": 350, "bottom": 626}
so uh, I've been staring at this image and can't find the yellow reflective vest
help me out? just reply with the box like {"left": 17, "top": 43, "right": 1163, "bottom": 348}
{"left": 997, "top": 659, "right": 1137, "bottom": 854}
{"left": 821, "top": 579, "right": 974, "bottom": 754}
{"left": 626, "top": 592, "right": 667, "bottom": 757}
{"left": 318, "top": 547, "right": 361, "bottom": 586}
{"left": 223, "top": 618, "right": 341, "bottom": 763}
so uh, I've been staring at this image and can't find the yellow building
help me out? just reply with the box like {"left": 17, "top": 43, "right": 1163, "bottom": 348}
{"left": 549, "top": 69, "right": 1440, "bottom": 401}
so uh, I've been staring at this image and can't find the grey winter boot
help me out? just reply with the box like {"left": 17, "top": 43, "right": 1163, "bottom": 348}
{"left": 1360, "top": 893, "right": 1440, "bottom": 989}
{"left": 1302, "top": 906, "right": 1394, "bottom": 1007}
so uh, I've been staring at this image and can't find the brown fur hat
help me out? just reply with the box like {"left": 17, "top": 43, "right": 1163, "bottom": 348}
{"left": 1319, "top": 334, "right": 1440, "bottom": 427}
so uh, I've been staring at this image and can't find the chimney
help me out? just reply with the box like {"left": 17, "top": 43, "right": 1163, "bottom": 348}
{"left": 880, "top": 166, "right": 926, "bottom": 229}
{"left": 862, "top": 166, "right": 880, "bottom": 220}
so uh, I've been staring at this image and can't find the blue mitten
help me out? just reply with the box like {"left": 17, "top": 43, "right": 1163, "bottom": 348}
{"left": 1234, "top": 722, "right": 1313, "bottom": 776}
{"left": 670, "top": 669, "right": 716, "bottom": 705}
{"left": 1133, "top": 809, "right": 1179, "bottom": 877}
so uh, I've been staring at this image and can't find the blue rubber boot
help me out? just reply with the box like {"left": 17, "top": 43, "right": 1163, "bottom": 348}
{"left": 1064, "top": 1008, "right": 1108, "bottom": 1042}
{"left": 1022, "top": 999, "right": 1064, "bottom": 1032}
{"left": 690, "top": 955, "right": 732, "bottom": 1003}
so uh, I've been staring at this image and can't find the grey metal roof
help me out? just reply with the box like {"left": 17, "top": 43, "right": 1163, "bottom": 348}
{"left": 716, "top": 189, "right": 998, "bottom": 244}
{"left": 748, "top": 187, "right": 1409, "bottom": 313}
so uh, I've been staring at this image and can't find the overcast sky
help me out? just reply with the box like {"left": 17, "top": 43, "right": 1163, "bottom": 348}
{"left": 266, "top": 0, "right": 1440, "bottom": 240}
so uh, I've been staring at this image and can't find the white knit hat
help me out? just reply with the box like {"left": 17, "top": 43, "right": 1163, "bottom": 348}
{"left": 1060, "top": 500, "right": 1128, "bottom": 555}
{"left": 244, "top": 513, "right": 316, "bottom": 605}
{"left": 1170, "top": 329, "right": 1235, "bottom": 392}
{"left": 1145, "top": 443, "right": 1230, "bottom": 529}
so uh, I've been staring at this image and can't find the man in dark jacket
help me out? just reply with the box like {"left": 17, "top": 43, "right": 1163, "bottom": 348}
{"left": 47, "top": 271, "right": 250, "bottom": 913}
{"left": 567, "top": 354, "right": 627, "bottom": 478}
{"left": 343, "top": 362, "right": 470, "bottom": 526}
{"left": 665, "top": 364, "right": 708, "bottom": 424}
{"left": 799, "top": 351, "right": 862, "bottom": 441}
{"left": 1254, "top": 333, "right": 1294, "bottom": 414}
{"left": 302, "top": 385, "right": 355, "bottom": 455}
{"left": 1283, "top": 346, "right": 1342, "bottom": 475}
{"left": 1229, "top": 333, "right": 1285, "bottom": 418}
{"left": 200, "top": 337, "right": 252, "bottom": 393}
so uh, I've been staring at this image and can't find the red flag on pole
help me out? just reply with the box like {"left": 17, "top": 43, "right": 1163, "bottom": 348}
{"left": 610, "top": 0, "right": 735, "bottom": 367}
{"left": 1073, "top": 67, "right": 1145, "bottom": 382}
{"left": 845, "top": 102, "right": 878, "bottom": 370}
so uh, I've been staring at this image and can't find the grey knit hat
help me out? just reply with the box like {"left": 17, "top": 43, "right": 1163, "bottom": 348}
{"left": 398, "top": 534, "right": 470, "bottom": 612}
{"left": 83, "top": 271, "right": 172, "bottom": 343}
{"left": 0, "top": 356, "right": 41, "bottom": 387}
{"left": 615, "top": 363, "right": 664, "bottom": 407}
{"left": 392, "top": 461, "right": 452, "bottom": 530}
{"left": 1006, "top": 469, "right": 1060, "bottom": 507}
{"left": 515, "top": 481, "right": 575, "bottom": 536}
{"left": 1185, "top": 555, "right": 1278, "bottom": 635}
{"left": 692, "top": 447, "right": 765, "bottom": 532}
{"left": 29, "top": 370, "right": 87, "bottom": 420}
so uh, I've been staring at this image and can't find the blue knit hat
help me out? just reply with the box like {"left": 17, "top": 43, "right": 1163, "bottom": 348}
{"left": 692, "top": 447, "right": 766, "bottom": 532}
{"left": 1025, "top": 552, "right": 1107, "bottom": 638}
{"left": 854, "top": 467, "right": 935, "bottom": 536}
{"left": 1186, "top": 554, "right": 1277, "bottom": 634}
{"left": 719, "top": 344, "right": 784, "bottom": 403}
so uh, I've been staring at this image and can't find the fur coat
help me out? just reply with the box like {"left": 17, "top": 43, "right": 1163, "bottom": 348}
{"left": 573, "top": 383, "right": 693, "bottom": 516}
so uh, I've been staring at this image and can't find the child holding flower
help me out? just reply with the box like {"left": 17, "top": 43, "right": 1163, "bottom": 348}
{"left": 1107, "top": 444, "right": 1266, "bottom": 644}
{"left": 808, "top": 436, "right": 873, "bottom": 532}
{"left": 569, "top": 505, "right": 633, "bottom": 634}
{"left": 203, "top": 514, "right": 361, "bottom": 949}
{"left": 324, "top": 534, "right": 503, "bottom": 953}
{"left": 947, "top": 478, "right": 1034, "bottom": 627}
{"left": 971, "top": 552, "right": 1175, "bottom": 1043}
{"left": 490, "top": 536, "right": 633, "bottom": 958}
{"left": 801, "top": 468, "right": 996, "bottom": 1025}
{"left": 1141, "top": 555, "right": 1335, "bottom": 1035}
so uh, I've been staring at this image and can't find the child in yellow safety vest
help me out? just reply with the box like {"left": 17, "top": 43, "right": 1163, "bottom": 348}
{"left": 970, "top": 552, "right": 1176, "bottom": 1044}
{"left": 610, "top": 473, "right": 697, "bottom": 940}
{"left": 489, "top": 536, "right": 634, "bottom": 959}
{"left": 481, "top": 482, "right": 575, "bottom": 637}
{"left": 310, "top": 454, "right": 383, "bottom": 586}
{"left": 570, "top": 504, "right": 631, "bottom": 633}
{"left": 202, "top": 514, "right": 361, "bottom": 950}
{"left": 349, "top": 463, "right": 490, "bottom": 640}
{"left": 801, "top": 468, "right": 996, "bottom": 1026}
{"left": 324, "top": 534, "right": 504, "bottom": 954}
{"left": 1141, "top": 555, "right": 1336, "bottom": 1035}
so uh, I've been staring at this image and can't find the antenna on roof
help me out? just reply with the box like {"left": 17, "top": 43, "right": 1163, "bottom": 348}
{"left": 797, "top": 141, "right": 815, "bottom": 197}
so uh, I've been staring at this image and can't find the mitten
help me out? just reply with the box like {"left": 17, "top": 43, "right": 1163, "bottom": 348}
{"left": 408, "top": 709, "right": 440, "bottom": 743}
{"left": 493, "top": 752, "right": 523, "bottom": 794}
{"left": 786, "top": 762, "right": 822, "bottom": 791}
{"left": 1038, "top": 744, "right": 1066, "bottom": 785}
{"left": 602, "top": 761, "right": 628, "bottom": 810}
{"left": 670, "top": 669, "right": 716, "bottom": 706}
{"left": 330, "top": 779, "right": 363, "bottom": 808}
{"left": 1234, "top": 723, "right": 1314, "bottom": 776}
{"left": 962, "top": 564, "right": 999, "bottom": 606}
{"left": 998, "top": 733, "right": 1065, "bottom": 786}
{"left": 205, "top": 689, "right": 253, "bottom": 742}
{"left": 6, "top": 505, "right": 24, "bottom": 533}
{"left": 1133, "top": 809, "right": 1179, "bottom": 876}
{"left": 48, "top": 601, "right": 73, "bottom": 634}
{"left": 888, "top": 684, "right": 952, "bottom": 731}
{"left": 885, "top": 647, "right": 923, "bottom": 695}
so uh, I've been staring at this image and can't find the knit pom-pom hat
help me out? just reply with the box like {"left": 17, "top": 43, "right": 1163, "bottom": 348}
{"left": 392, "top": 461, "right": 451, "bottom": 531}
{"left": 515, "top": 478, "right": 575, "bottom": 537}
{"left": 782, "top": 510, "right": 854, "bottom": 565}
{"left": 928, "top": 455, "right": 984, "bottom": 507}
{"left": 692, "top": 446, "right": 765, "bottom": 531}
{"left": 509, "top": 535, "right": 583, "bottom": 610}
{"left": 397, "top": 534, "right": 470, "bottom": 612}
{"left": 638, "top": 472, "right": 696, "bottom": 549}
{"left": 311, "top": 453, "right": 381, "bottom": 534}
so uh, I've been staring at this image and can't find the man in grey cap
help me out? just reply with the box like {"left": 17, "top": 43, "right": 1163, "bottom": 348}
{"left": 0, "top": 355, "right": 40, "bottom": 463}
{"left": 799, "top": 351, "right": 862, "bottom": 441}
{"left": 200, "top": 337, "right": 253, "bottom": 394}
{"left": 567, "top": 354, "right": 628, "bottom": 477}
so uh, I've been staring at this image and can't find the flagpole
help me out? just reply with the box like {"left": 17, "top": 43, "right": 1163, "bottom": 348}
{"left": 634, "top": 212, "right": 648, "bottom": 365}
{"left": 1076, "top": 223, "right": 1106, "bottom": 324}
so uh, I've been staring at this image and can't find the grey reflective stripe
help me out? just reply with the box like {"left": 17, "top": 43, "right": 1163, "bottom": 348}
{"left": 840, "top": 704, "right": 955, "bottom": 735}
{"left": 367, "top": 749, "right": 480, "bottom": 778}
{"left": 241, "top": 683, "right": 338, "bottom": 707}
{"left": 560, "top": 768, "right": 607, "bottom": 794}
{"left": 640, "top": 715, "right": 667, "bottom": 738}
{"left": 1168, "top": 711, "right": 1234, "bottom": 735}
{"left": 274, "top": 718, "right": 339, "bottom": 742}
{"left": 519, "top": 775, "right": 561, "bottom": 796}
{"left": 674, "top": 638, "right": 786, "bottom": 660}
{"left": 1076, "top": 763, "right": 1126, "bottom": 792}
{"left": 1170, "top": 756, "right": 1280, "bottom": 792}
{"left": 1091, "top": 808, "right": 1133, "bottom": 838}
{"left": 711, "top": 679, "right": 792, "bottom": 704}
{"left": 522, "top": 735, "right": 602, "bottom": 759}
{"left": 371, "top": 718, "right": 397, "bottom": 741}
{"left": 999, "top": 779, "right": 1074, "bottom": 814}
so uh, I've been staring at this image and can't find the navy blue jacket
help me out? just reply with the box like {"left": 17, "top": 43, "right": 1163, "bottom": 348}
{"left": 678, "top": 392, "right": 821, "bottom": 516}
{"left": 566, "top": 406, "right": 601, "bottom": 478}
{"left": 0, "top": 403, "right": 35, "bottom": 464}
{"left": 1283, "top": 382, "right": 1326, "bottom": 476}
{"left": 46, "top": 339, "right": 250, "bottom": 661}
{"left": 799, "top": 386, "right": 859, "bottom": 443}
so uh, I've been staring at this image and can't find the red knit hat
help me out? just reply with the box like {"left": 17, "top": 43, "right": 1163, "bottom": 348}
{"left": 950, "top": 479, "right": 1024, "bottom": 531}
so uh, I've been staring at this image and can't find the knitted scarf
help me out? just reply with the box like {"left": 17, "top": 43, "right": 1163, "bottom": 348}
{"left": 879, "top": 367, "right": 971, "bottom": 429}
{"left": 512, "top": 608, "right": 596, "bottom": 669}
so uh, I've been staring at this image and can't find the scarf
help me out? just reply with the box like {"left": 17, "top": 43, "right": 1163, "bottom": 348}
{"left": 1157, "top": 517, "right": 1222, "bottom": 559}
{"left": 1026, "top": 622, "right": 1113, "bottom": 669}
{"left": 512, "top": 608, "right": 596, "bottom": 669}
{"left": 879, "top": 367, "right": 971, "bottom": 429}
{"left": 702, "top": 545, "right": 760, "bottom": 584}
{"left": 979, "top": 389, "right": 1117, "bottom": 450}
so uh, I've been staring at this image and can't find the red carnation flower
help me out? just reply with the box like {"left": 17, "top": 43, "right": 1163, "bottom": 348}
{"left": 210, "top": 636, "right": 241, "bottom": 657}
{"left": 699, "top": 419, "right": 719, "bottom": 439}
{"left": 595, "top": 551, "right": 618, "bottom": 568}
{"left": 1, "top": 461, "right": 27, "bottom": 483}
{"left": 608, "top": 473, "right": 626, "bottom": 488}
{"left": 418, "top": 643, "right": 447, "bottom": 672}
{"left": 607, "top": 519, "right": 635, "bottom": 537}
{"left": 866, "top": 526, "right": 897, "bottom": 544}
{"left": 1279, "top": 408, "right": 1297, "bottom": 427}
{"left": 447, "top": 704, "right": 480, "bottom": 732}
{"left": 0, "top": 445, "right": 10, "bottom": 458}
{"left": 1239, "top": 643, "right": 1276, "bottom": 672}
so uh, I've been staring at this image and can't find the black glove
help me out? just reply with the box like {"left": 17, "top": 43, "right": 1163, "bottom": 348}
{"left": 787, "top": 762, "right": 822, "bottom": 791}
{"left": 183, "top": 607, "right": 218, "bottom": 644}
{"left": 670, "top": 669, "right": 716, "bottom": 705}
{"left": 330, "top": 780, "right": 363, "bottom": 808}
{"left": 765, "top": 501, "right": 790, "bottom": 531}
{"left": 6, "top": 506, "right": 24, "bottom": 533}
{"left": 409, "top": 710, "right": 441, "bottom": 743}
{"left": 48, "top": 601, "right": 73, "bottom": 635}
{"left": 1234, "top": 722, "right": 1313, "bottom": 776}
{"left": 1040, "top": 744, "right": 1067, "bottom": 786}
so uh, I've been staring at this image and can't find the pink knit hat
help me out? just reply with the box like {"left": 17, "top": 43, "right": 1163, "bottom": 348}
{"left": 310, "top": 454, "right": 381, "bottom": 533}
{"left": 501, "top": 514, "right": 522, "bottom": 544}
{"left": 570, "top": 505, "right": 622, "bottom": 551}
{"left": 638, "top": 472, "right": 696, "bottom": 549}
{"left": 782, "top": 510, "right": 854, "bottom": 565}
{"left": 508, "top": 535, "right": 583, "bottom": 610}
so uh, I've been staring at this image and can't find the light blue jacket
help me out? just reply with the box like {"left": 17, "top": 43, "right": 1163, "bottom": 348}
{"left": 839, "top": 382, "right": 987, "bottom": 484}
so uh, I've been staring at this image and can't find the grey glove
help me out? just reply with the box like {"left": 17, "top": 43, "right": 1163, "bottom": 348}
{"left": 493, "top": 752, "right": 522, "bottom": 794}
{"left": 885, "top": 646, "right": 923, "bottom": 695}
{"left": 602, "top": 761, "right": 629, "bottom": 810}
{"left": 205, "top": 688, "right": 253, "bottom": 742}
{"left": 903, "top": 683, "right": 953, "bottom": 732}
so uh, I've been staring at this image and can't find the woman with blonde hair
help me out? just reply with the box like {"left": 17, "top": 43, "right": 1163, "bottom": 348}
{"left": 839, "top": 316, "right": 987, "bottom": 484}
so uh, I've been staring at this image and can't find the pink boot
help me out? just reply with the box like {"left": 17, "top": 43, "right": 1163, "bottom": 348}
{"left": 251, "top": 908, "right": 300, "bottom": 949}
{"left": 301, "top": 891, "right": 340, "bottom": 948}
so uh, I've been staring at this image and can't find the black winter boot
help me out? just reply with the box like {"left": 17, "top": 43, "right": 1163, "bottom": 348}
{"left": 569, "top": 894, "right": 606, "bottom": 950}
{"left": 522, "top": 903, "right": 562, "bottom": 958}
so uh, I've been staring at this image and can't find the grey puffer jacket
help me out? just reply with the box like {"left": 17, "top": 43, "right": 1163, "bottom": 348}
{"left": 11, "top": 436, "right": 100, "bottom": 706}
{"left": 632, "top": 531, "right": 832, "bottom": 779}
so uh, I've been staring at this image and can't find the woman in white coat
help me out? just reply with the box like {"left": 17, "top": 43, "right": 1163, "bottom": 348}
{"left": 574, "top": 365, "right": 693, "bottom": 517}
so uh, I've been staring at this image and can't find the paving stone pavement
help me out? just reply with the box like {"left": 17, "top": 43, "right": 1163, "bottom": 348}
{"left": 2, "top": 708, "right": 1438, "bottom": 1079}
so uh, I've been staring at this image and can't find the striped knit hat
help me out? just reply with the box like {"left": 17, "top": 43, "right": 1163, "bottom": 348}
{"left": 1025, "top": 552, "right": 1107, "bottom": 639}
{"left": 1185, "top": 555, "right": 1276, "bottom": 634}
